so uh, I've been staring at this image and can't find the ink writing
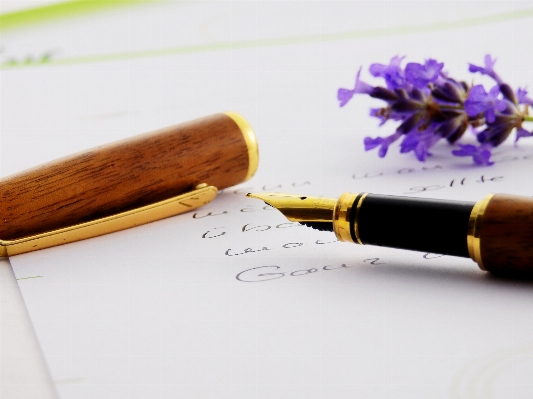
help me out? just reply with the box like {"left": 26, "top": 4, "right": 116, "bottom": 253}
{"left": 230, "top": 181, "right": 311, "bottom": 195}
{"left": 236, "top": 264, "right": 349, "bottom": 282}
{"left": 202, "top": 222, "right": 303, "bottom": 239}
{"left": 225, "top": 239, "right": 337, "bottom": 256}
{"left": 236, "top": 258, "right": 385, "bottom": 282}
{"left": 404, "top": 175, "right": 504, "bottom": 194}
{"left": 352, "top": 149, "right": 533, "bottom": 183}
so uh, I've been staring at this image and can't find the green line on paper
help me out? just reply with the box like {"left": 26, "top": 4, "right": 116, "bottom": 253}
{"left": 2, "top": 7, "right": 533, "bottom": 69}
{"left": 16, "top": 275, "right": 43, "bottom": 280}
{"left": 0, "top": 0, "right": 152, "bottom": 32}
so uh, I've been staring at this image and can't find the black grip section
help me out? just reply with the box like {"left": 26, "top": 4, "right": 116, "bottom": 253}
{"left": 355, "top": 194, "right": 474, "bottom": 257}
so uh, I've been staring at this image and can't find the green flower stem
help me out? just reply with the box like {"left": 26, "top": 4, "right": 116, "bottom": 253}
{"left": 438, "top": 105, "right": 463, "bottom": 110}
{"left": 524, "top": 115, "right": 533, "bottom": 122}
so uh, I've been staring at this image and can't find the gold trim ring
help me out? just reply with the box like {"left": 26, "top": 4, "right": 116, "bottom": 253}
{"left": 224, "top": 111, "right": 259, "bottom": 181}
{"left": 467, "top": 193, "right": 494, "bottom": 271}
{"left": 333, "top": 192, "right": 359, "bottom": 243}
{"left": 353, "top": 193, "right": 368, "bottom": 244}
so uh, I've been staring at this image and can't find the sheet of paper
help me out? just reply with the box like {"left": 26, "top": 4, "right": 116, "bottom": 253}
{"left": 3, "top": 2, "right": 533, "bottom": 398}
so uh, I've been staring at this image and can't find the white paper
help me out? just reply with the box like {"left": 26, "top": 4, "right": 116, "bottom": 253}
{"left": 3, "top": 2, "right": 533, "bottom": 398}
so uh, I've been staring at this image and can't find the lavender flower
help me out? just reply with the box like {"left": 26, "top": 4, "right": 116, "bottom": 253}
{"left": 464, "top": 85, "right": 506, "bottom": 123}
{"left": 468, "top": 55, "right": 502, "bottom": 84}
{"left": 338, "top": 55, "right": 533, "bottom": 165}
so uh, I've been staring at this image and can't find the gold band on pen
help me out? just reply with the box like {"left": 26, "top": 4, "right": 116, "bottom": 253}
{"left": 224, "top": 111, "right": 259, "bottom": 182}
{"left": 333, "top": 192, "right": 359, "bottom": 243}
{"left": 467, "top": 193, "right": 494, "bottom": 271}
{"left": 353, "top": 193, "right": 368, "bottom": 245}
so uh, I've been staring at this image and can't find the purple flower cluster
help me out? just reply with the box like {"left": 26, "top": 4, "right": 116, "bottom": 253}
{"left": 338, "top": 55, "right": 533, "bottom": 165}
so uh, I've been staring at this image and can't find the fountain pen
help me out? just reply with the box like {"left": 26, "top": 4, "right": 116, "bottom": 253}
{"left": 246, "top": 192, "right": 533, "bottom": 275}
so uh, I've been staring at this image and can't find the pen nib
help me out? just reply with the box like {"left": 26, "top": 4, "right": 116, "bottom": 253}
{"left": 246, "top": 192, "right": 336, "bottom": 223}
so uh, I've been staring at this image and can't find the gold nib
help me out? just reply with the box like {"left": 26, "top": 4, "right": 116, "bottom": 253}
{"left": 246, "top": 193, "right": 336, "bottom": 222}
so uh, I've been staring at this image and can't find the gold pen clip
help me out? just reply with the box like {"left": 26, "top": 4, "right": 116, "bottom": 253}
{"left": 0, "top": 184, "right": 218, "bottom": 256}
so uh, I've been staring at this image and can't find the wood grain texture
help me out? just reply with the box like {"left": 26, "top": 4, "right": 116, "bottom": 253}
{"left": 0, "top": 113, "right": 250, "bottom": 240}
{"left": 479, "top": 194, "right": 533, "bottom": 274}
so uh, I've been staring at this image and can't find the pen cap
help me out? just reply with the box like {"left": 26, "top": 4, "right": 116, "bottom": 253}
{"left": 0, "top": 112, "right": 258, "bottom": 240}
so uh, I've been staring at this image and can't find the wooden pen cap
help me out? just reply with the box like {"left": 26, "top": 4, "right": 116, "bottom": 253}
{"left": 0, "top": 112, "right": 258, "bottom": 242}
{"left": 468, "top": 193, "right": 533, "bottom": 275}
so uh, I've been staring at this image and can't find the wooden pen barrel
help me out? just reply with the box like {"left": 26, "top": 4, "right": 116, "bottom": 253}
{"left": 0, "top": 112, "right": 258, "bottom": 240}
{"left": 469, "top": 194, "right": 533, "bottom": 275}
